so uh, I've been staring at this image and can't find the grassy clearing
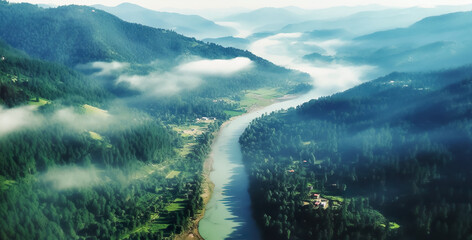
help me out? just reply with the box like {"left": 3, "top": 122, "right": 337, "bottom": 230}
{"left": 82, "top": 104, "right": 108, "bottom": 116}
{"left": 88, "top": 131, "right": 103, "bottom": 141}
{"left": 171, "top": 123, "right": 209, "bottom": 138}
{"left": 0, "top": 176, "right": 15, "bottom": 191}
{"left": 324, "top": 195, "right": 345, "bottom": 203}
{"left": 380, "top": 222, "right": 400, "bottom": 229}
{"left": 165, "top": 170, "right": 181, "bottom": 179}
{"left": 171, "top": 120, "right": 214, "bottom": 157}
{"left": 224, "top": 110, "right": 245, "bottom": 117}
{"left": 240, "top": 88, "right": 285, "bottom": 110}
{"left": 165, "top": 198, "right": 186, "bottom": 212}
{"left": 28, "top": 97, "right": 49, "bottom": 106}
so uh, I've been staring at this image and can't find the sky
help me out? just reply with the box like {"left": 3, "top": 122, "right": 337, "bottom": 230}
{"left": 8, "top": 0, "right": 472, "bottom": 12}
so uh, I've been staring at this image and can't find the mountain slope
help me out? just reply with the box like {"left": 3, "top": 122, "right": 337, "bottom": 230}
{"left": 240, "top": 65, "right": 472, "bottom": 240}
{"left": 280, "top": 6, "right": 472, "bottom": 35}
{"left": 0, "top": 40, "right": 109, "bottom": 107}
{"left": 0, "top": 3, "right": 273, "bottom": 68}
{"left": 337, "top": 11, "right": 472, "bottom": 72}
{"left": 356, "top": 10, "right": 472, "bottom": 45}
{"left": 93, "top": 3, "right": 236, "bottom": 39}
{"left": 221, "top": 7, "right": 304, "bottom": 32}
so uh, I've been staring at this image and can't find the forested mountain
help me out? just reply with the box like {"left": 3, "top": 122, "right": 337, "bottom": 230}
{"left": 0, "top": 2, "right": 311, "bottom": 120}
{"left": 338, "top": 11, "right": 472, "bottom": 72}
{"left": 280, "top": 6, "right": 470, "bottom": 35}
{"left": 0, "top": 40, "right": 110, "bottom": 107}
{"left": 221, "top": 7, "right": 303, "bottom": 32}
{"left": 93, "top": 3, "right": 236, "bottom": 39}
{"left": 218, "top": 5, "right": 389, "bottom": 33}
{"left": 240, "top": 65, "right": 472, "bottom": 240}
{"left": 0, "top": 1, "right": 313, "bottom": 239}
{"left": 0, "top": 2, "right": 277, "bottom": 68}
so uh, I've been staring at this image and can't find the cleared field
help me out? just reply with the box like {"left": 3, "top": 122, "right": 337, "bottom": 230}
{"left": 88, "top": 131, "right": 103, "bottom": 141}
{"left": 324, "top": 195, "right": 345, "bottom": 203}
{"left": 224, "top": 110, "right": 245, "bottom": 117}
{"left": 380, "top": 222, "right": 400, "bottom": 229}
{"left": 240, "top": 88, "right": 285, "bottom": 110}
{"left": 28, "top": 97, "right": 49, "bottom": 106}
{"left": 0, "top": 176, "right": 15, "bottom": 191}
{"left": 165, "top": 198, "right": 186, "bottom": 212}
{"left": 82, "top": 104, "right": 109, "bottom": 116}
{"left": 165, "top": 170, "right": 181, "bottom": 179}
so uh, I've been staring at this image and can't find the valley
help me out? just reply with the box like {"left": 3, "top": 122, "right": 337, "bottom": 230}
{"left": 1, "top": 1, "right": 472, "bottom": 240}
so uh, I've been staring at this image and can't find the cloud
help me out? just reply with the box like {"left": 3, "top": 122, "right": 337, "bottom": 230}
{"left": 117, "top": 72, "right": 202, "bottom": 96}
{"left": 0, "top": 104, "right": 118, "bottom": 137}
{"left": 117, "top": 57, "right": 253, "bottom": 96}
{"left": 41, "top": 166, "right": 102, "bottom": 190}
{"left": 176, "top": 57, "right": 253, "bottom": 75}
{"left": 249, "top": 33, "right": 376, "bottom": 94}
{"left": 76, "top": 61, "right": 130, "bottom": 76}
{"left": 0, "top": 105, "right": 42, "bottom": 137}
{"left": 53, "top": 107, "right": 112, "bottom": 131}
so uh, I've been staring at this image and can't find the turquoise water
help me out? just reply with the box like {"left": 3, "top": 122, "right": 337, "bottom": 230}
{"left": 198, "top": 88, "right": 326, "bottom": 240}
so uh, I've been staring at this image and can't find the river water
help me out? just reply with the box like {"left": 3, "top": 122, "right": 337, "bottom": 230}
{"left": 198, "top": 33, "right": 374, "bottom": 240}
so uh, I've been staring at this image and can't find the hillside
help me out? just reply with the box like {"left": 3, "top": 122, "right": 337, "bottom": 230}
{"left": 338, "top": 11, "right": 472, "bottom": 72}
{"left": 240, "top": 65, "right": 472, "bottom": 239}
{"left": 0, "top": 40, "right": 109, "bottom": 107}
{"left": 0, "top": 2, "right": 312, "bottom": 121}
{"left": 0, "top": 3, "right": 277, "bottom": 68}
{"left": 280, "top": 6, "right": 471, "bottom": 35}
{"left": 0, "top": 2, "right": 313, "bottom": 239}
{"left": 93, "top": 3, "right": 236, "bottom": 39}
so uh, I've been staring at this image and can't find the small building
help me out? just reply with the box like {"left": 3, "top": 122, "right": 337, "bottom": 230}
{"left": 313, "top": 193, "right": 320, "bottom": 199}
{"left": 1, "top": 56, "right": 5, "bottom": 61}
{"left": 288, "top": 169, "right": 295, "bottom": 173}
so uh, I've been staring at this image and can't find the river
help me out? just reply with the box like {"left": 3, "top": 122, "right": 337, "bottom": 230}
{"left": 198, "top": 33, "right": 374, "bottom": 240}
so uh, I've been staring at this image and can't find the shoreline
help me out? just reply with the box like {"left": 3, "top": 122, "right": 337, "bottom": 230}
{"left": 175, "top": 91, "right": 305, "bottom": 240}
{"left": 174, "top": 120, "right": 229, "bottom": 240}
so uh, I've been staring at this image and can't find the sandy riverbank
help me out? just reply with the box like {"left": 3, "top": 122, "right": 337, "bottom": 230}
{"left": 175, "top": 92, "right": 304, "bottom": 240}
{"left": 174, "top": 121, "right": 229, "bottom": 240}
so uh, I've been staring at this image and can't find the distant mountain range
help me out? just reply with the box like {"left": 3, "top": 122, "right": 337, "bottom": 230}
{"left": 340, "top": 10, "right": 472, "bottom": 72}
{"left": 280, "top": 6, "right": 472, "bottom": 35}
{"left": 218, "top": 5, "right": 388, "bottom": 33}
{"left": 93, "top": 3, "right": 237, "bottom": 39}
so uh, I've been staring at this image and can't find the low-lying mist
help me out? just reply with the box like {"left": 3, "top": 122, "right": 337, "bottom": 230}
{"left": 248, "top": 32, "right": 376, "bottom": 96}
{"left": 0, "top": 105, "right": 40, "bottom": 137}
{"left": 79, "top": 57, "right": 254, "bottom": 97}
{"left": 40, "top": 165, "right": 102, "bottom": 190}
{"left": 39, "top": 165, "right": 132, "bottom": 190}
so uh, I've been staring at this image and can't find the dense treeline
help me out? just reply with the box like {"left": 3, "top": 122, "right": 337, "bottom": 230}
{"left": 0, "top": 2, "right": 314, "bottom": 239}
{"left": 0, "top": 40, "right": 110, "bottom": 107}
{"left": 0, "top": 117, "right": 219, "bottom": 240}
{"left": 0, "top": 33, "right": 221, "bottom": 239}
{"left": 0, "top": 117, "right": 177, "bottom": 179}
{"left": 240, "top": 66, "right": 472, "bottom": 239}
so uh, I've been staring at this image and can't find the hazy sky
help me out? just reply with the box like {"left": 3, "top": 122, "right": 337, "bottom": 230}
{"left": 9, "top": 0, "right": 472, "bottom": 11}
